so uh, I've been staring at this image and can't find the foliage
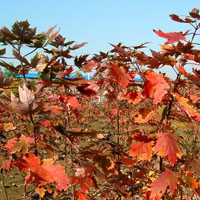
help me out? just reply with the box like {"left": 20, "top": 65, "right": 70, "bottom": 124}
{"left": 0, "top": 8, "right": 200, "bottom": 200}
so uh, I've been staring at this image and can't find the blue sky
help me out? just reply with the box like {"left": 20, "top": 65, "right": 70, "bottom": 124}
{"left": 0, "top": 0, "right": 200, "bottom": 78}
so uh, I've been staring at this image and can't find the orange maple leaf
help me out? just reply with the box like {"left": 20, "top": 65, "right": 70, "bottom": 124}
{"left": 175, "top": 93, "right": 200, "bottom": 122}
{"left": 134, "top": 109, "right": 153, "bottom": 123}
{"left": 67, "top": 97, "right": 82, "bottom": 108}
{"left": 154, "top": 132, "right": 180, "bottom": 166}
{"left": 130, "top": 142, "right": 153, "bottom": 161}
{"left": 129, "top": 133, "right": 153, "bottom": 161}
{"left": 143, "top": 70, "right": 169, "bottom": 104}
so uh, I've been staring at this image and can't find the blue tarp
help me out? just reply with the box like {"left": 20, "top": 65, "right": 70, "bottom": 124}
{"left": 3, "top": 73, "right": 142, "bottom": 81}
{"left": 15, "top": 73, "right": 93, "bottom": 80}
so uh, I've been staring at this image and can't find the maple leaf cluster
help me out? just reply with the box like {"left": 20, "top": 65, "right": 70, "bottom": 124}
{"left": 0, "top": 8, "right": 200, "bottom": 200}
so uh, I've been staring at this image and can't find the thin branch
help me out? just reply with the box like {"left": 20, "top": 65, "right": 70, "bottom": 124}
{"left": 191, "top": 26, "right": 199, "bottom": 43}
{"left": 0, "top": 56, "right": 16, "bottom": 59}
{"left": 24, "top": 48, "right": 38, "bottom": 57}
{"left": 184, "top": 62, "right": 200, "bottom": 66}
{"left": 8, "top": 41, "right": 18, "bottom": 51}
{"left": 29, "top": 112, "right": 38, "bottom": 156}
{"left": 191, "top": 42, "right": 200, "bottom": 45}
{"left": 189, "top": 22, "right": 196, "bottom": 29}
{"left": 1, "top": 169, "right": 9, "bottom": 200}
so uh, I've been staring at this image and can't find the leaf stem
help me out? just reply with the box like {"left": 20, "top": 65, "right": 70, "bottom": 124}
{"left": 24, "top": 185, "right": 27, "bottom": 200}
{"left": 29, "top": 112, "right": 38, "bottom": 156}
{"left": 1, "top": 169, "right": 9, "bottom": 200}
{"left": 159, "top": 157, "right": 163, "bottom": 172}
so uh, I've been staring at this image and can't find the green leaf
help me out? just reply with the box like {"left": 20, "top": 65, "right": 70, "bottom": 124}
{"left": 26, "top": 122, "right": 34, "bottom": 134}
{"left": 172, "top": 120, "right": 188, "bottom": 129}
{"left": 31, "top": 53, "right": 40, "bottom": 68}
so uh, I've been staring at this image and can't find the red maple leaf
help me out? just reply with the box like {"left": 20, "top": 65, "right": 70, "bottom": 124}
{"left": 178, "top": 67, "right": 200, "bottom": 87}
{"left": 0, "top": 159, "right": 11, "bottom": 173}
{"left": 110, "top": 43, "right": 132, "bottom": 56}
{"left": 67, "top": 97, "right": 81, "bottom": 108}
{"left": 82, "top": 60, "right": 97, "bottom": 72}
{"left": 143, "top": 70, "right": 169, "bottom": 104}
{"left": 151, "top": 169, "right": 178, "bottom": 200}
{"left": 43, "top": 120, "right": 51, "bottom": 127}
{"left": 188, "top": 159, "right": 200, "bottom": 175}
{"left": 154, "top": 132, "right": 180, "bottom": 166}
{"left": 110, "top": 63, "right": 132, "bottom": 88}
{"left": 57, "top": 66, "right": 73, "bottom": 78}
{"left": 123, "top": 91, "right": 142, "bottom": 105}
{"left": 153, "top": 29, "right": 187, "bottom": 43}
{"left": 15, "top": 154, "right": 69, "bottom": 192}
{"left": 71, "top": 42, "right": 88, "bottom": 50}
{"left": 71, "top": 176, "right": 93, "bottom": 193}
{"left": 85, "top": 81, "right": 100, "bottom": 93}
{"left": 178, "top": 65, "right": 187, "bottom": 75}
{"left": 175, "top": 93, "right": 200, "bottom": 122}
{"left": 170, "top": 14, "right": 194, "bottom": 23}
{"left": 76, "top": 191, "right": 90, "bottom": 200}
{"left": 59, "top": 95, "right": 81, "bottom": 108}
{"left": 111, "top": 108, "right": 118, "bottom": 115}
{"left": 77, "top": 83, "right": 98, "bottom": 97}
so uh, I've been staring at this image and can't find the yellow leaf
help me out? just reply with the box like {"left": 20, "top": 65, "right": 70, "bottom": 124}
{"left": 4, "top": 123, "right": 16, "bottom": 132}
{"left": 149, "top": 171, "right": 154, "bottom": 176}
{"left": 46, "top": 185, "right": 53, "bottom": 194}
{"left": 36, "top": 187, "right": 46, "bottom": 197}
{"left": 177, "top": 153, "right": 182, "bottom": 159}
{"left": 136, "top": 180, "right": 140, "bottom": 184}
{"left": 150, "top": 177, "right": 156, "bottom": 182}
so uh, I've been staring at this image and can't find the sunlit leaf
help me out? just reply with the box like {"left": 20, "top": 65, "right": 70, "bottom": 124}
{"left": 143, "top": 70, "right": 169, "bottom": 104}
{"left": 155, "top": 132, "right": 180, "bottom": 166}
